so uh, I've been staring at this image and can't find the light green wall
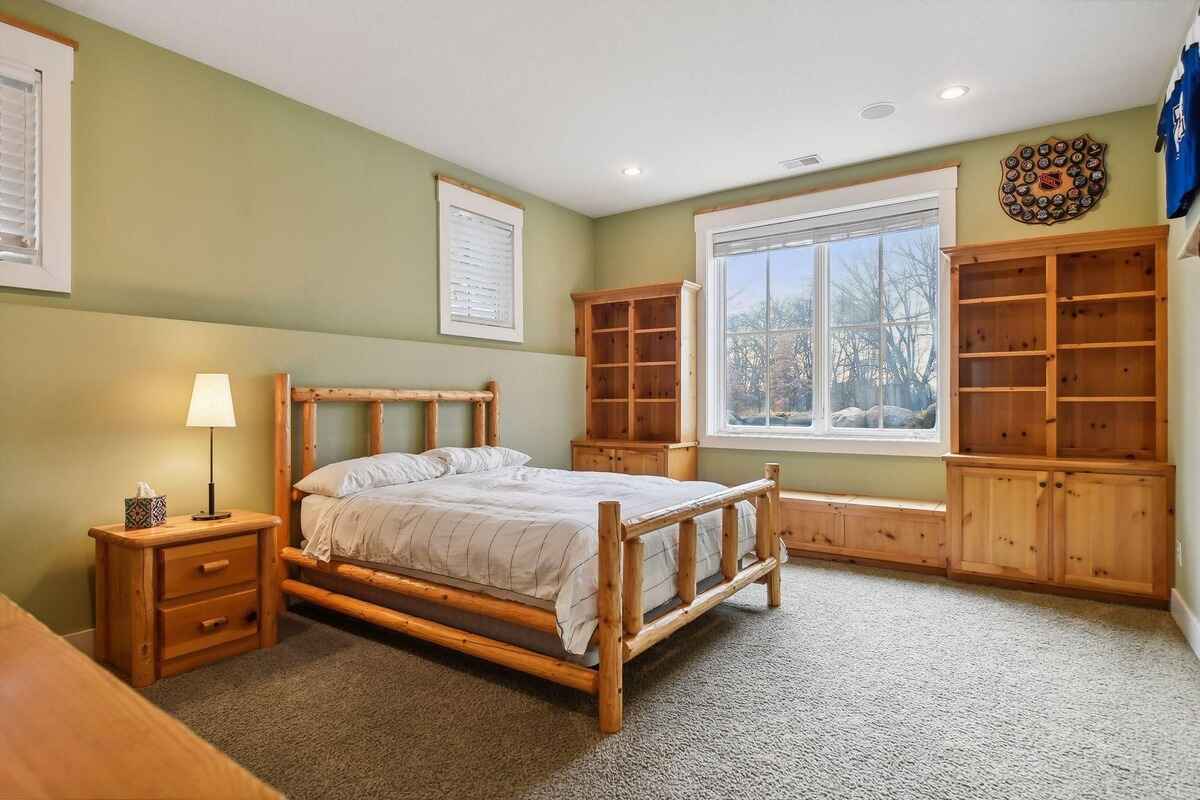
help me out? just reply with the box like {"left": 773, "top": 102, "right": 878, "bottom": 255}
{"left": 0, "top": 0, "right": 592, "bottom": 634}
{"left": 0, "top": 0, "right": 1173, "bottom": 629}
{"left": 595, "top": 105, "right": 1161, "bottom": 498}
{"left": 1163, "top": 158, "right": 1199, "bottom": 618}
{"left": 0, "top": 303, "right": 584, "bottom": 633}
{"left": 0, "top": 0, "right": 594, "bottom": 356}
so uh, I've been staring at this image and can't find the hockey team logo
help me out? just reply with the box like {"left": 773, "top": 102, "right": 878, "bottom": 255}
{"left": 1174, "top": 95, "right": 1186, "bottom": 155}
{"left": 999, "top": 135, "right": 1107, "bottom": 226}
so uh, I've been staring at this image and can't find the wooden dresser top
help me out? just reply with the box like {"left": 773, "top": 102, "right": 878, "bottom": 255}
{"left": 0, "top": 593, "right": 281, "bottom": 799}
{"left": 88, "top": 509, "right": 281, "bottom": 548}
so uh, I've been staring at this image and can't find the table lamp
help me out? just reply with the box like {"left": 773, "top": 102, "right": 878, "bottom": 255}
{"left": 186, "top": 373, "right": 236, "bottom": 521}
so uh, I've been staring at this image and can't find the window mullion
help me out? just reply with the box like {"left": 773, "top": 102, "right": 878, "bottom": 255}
{"left": 816, "top": 243, "right": 829, "bottom": 435}
{"left": 764, "top": 252, "right": 771, "bottom": 429}
{"left": 720, "top": 257, "right": 728, "bottom": 433}
{"left": 877, "top": 234, "right": 885, "bottom": 430}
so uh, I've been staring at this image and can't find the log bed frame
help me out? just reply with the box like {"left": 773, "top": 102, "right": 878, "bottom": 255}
{"left": 272, "top": 373, "right": 782, "bottom": 733}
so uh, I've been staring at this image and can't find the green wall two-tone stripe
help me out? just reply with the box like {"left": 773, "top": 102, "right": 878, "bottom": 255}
{"left": 0, "top": 0, "right": 594, "bottom": 356}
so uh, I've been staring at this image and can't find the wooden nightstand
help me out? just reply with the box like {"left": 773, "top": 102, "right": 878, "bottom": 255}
{"left": 89, "top": 510, "right": 281, "bottom": 687}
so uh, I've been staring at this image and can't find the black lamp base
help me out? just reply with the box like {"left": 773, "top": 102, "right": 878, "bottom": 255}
{"left": 192, "top": 479, "right": 230, "bottom": 521}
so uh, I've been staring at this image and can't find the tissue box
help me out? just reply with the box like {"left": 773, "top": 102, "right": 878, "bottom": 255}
{"left": 124, "top": 495, "right": 167, "bottom": 529}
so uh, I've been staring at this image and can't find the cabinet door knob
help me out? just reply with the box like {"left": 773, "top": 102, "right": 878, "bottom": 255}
{"left": 244, "top": 610, "right": 258, "bottom": 624}
{"left": 199, "top": 616, "right": 228, "bottom": 632}
{"left": 1055, "top": 482, "right": 1063, "bottom": 489}
{"left": 199, "top": 559, "right": 230, "bottom": 575}
{"left": 1038, "top": 481, "right": 1047, "bottom": 488}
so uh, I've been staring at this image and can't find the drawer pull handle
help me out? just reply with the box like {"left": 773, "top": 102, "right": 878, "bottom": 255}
{"left": 199, "top": 616, "right": 228, "bottom": 632}
{"left": 199, "top": 559, "right": 230, "bottom": 575}
{"left": 245, "top": 610, "right": 258, "bottom": 624}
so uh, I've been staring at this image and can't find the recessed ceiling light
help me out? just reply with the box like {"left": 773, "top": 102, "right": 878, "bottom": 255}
{"left": 939, "top": 84, "right": 970, "bottom": 100}
{"left": 621, "top": 166, "right": 642, "bottom": 177}
{"left": 859, "top": 102, "right": 896, "bottom": 120}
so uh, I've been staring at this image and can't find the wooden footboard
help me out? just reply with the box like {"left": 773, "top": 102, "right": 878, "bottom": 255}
{"left": 595, "top": 463, "right": 782, "bottom": 732}
{"left": 272, "top": 373, "right": 782, "bottom": 734}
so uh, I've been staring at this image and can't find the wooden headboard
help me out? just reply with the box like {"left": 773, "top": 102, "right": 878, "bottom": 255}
{"left": 272, "top": 373, "right": 499, "bottom": 551}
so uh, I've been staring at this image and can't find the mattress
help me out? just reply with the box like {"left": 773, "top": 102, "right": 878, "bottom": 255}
{"left": 299, "top": 466, "right": 772, "bottom": 654}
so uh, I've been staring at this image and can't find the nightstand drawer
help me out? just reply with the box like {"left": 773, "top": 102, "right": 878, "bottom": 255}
{"left": 159, "top": 587, "right": 259, "bottom": 661}
{"left": 160, "top": 534, "right": 258, "bottom": 600}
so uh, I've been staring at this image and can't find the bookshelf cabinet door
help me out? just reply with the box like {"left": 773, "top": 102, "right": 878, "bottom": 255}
{"left": 1053, "top": 472, "right": 1166, "bottom": 598}
{"left": 951, "top": 467, "right": 1051, "bottom": 582}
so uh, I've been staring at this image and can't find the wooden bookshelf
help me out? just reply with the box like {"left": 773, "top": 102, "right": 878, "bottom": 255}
{"left": 570, "top": 282, "right": 700, "bottom": 479}
{"left": 943, "top": 226, "right": 1173, "bottom": 606}
{"left": 948, "top": 226, "right": 1168, "bottom": 461}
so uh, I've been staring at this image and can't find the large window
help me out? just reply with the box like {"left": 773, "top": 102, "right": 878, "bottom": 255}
{"left": 437, "top": 177, "right": 524, "bottom": 343}
{"left": 697, "top": 168, "right": 955, "bottom": 456}
{"left": 0, "top": 23, "right": 73, "bottom": 293}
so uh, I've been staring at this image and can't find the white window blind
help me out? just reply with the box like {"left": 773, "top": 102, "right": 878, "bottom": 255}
{"left": 712, "top": 197, "right": 937, "bottom": 257}
{"left": 445, "top": 204, "right": 515, "bottom": 328}
{"left": 0, "top": 61, "right": 39, "bottom": 265}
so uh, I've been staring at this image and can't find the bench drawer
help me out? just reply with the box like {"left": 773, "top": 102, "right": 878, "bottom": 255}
{"left": 159, "top": 587, "right": 259, "bottom": 661}
{"left": 573, "top": 445, "right": 614, "bottom": 472}
{"left": 615, "top": 448, "right": 665, "bottom": 476}
{"left": 160, "top": 534, "right": 257, "bottom": 600}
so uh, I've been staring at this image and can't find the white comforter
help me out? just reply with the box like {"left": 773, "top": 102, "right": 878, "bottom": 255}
{"left": 302, "top": 466, "right": 769, "bottom": 654}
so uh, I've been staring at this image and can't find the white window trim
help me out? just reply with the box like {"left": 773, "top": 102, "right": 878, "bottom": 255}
{"left": 437, "top": 178, "right": 524, "bottom": 343}
{"left": 0, "top": 22, "right": 72, "bottom": 293}
{"left": 695, "top": 166, "right": 957, "bottom": 457}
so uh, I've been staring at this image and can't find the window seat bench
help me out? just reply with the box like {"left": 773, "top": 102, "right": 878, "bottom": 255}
{"left": 778, "top": 491, "right": 947, "bottom": 572}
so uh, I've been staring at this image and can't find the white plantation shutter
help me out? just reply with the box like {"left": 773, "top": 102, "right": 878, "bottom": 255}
{"left": 446, "top": 205, "right": 514, "bottom": 328}
{"left": 0, "top": 62, "right": 39, "bottom": 264}
{"left": 438, "top": 178, "right": 524, "bottom": 342}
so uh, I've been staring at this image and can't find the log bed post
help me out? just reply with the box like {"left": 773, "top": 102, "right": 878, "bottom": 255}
{"left": 301, "top": 400, "right": 317, "bottom": 477}
{"left": 765, "top": 463, "right": 782, "bottom": 608}
{"left": 485, "top": 380, "right": 500, "bottom": 446}
{"left": 273, "top": 373, "right": 293, "bottom": 617}
{"left": 720, "top": 505, "right": 739, "bottom": 581}
{"left": 424, "top": 401, "right": 439, "bottom": 451}
{"left": 622, "top": 538, "right": 644, "bottom": 637}
{"left": 597, "top": 500, "right": 623, "bottom": 734}
{"left": 676, "top": 518, "right": 697, "bottom": 605}
{"left": 367, "top": 401, "right": 384, "bottom": 455}
{"left": 472, "top": 401, "right": 486, "bottom": 447}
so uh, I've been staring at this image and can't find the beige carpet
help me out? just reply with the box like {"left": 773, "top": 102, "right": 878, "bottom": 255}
{"left": 143, "top": 560, "right": 1200, "bottom": 800}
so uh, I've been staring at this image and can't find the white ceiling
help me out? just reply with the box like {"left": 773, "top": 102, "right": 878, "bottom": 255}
{"left": 53, "top": 0, "right": 1194, "bottom": 217}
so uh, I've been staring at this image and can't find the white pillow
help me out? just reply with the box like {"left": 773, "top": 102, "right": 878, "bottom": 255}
{"left": 422, "top": 446, "right": 531, "bottom": 475}
{"left": 294, "top": 452, "right": 449, "bottom": 497}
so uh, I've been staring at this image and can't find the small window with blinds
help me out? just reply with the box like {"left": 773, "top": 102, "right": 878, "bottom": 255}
{"left": 710, "top": 196, "right": 943, "bottom": 445}
{"left": 0, "top": 63, "right": 41, "bottom": 265}
{"left": 437, "top": 178, "right": 524, "bottom": 343}
{"left": 0, "top": 23, "right": 73, "bottom": 294}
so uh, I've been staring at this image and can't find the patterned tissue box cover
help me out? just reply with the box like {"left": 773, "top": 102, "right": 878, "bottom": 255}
{"left": 125, "top": 495, "right": 167, "bottom": 529}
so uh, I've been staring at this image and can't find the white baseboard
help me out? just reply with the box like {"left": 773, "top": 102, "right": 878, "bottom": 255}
{"left": 63, "top": 627, "right": 95, "bottom": 659}
{"left": 1171, "top": 588, "right": 1200, "bottom": 662}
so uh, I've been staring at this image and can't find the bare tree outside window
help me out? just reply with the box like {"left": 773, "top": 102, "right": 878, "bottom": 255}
{"left": 722, "top": 221, "right": 938, "bottom": 433}
{"left": 724, "top": 247, "right": 815, "bottom": 427}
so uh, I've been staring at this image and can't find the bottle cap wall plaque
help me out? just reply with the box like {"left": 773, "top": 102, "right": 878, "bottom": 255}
{"left": 998, "top": 134, "right": 1106, "bottom": 225}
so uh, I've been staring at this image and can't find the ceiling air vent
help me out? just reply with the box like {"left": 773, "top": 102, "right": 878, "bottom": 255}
{"left": 779, "top": 154, "right": 821, "bottom": 170}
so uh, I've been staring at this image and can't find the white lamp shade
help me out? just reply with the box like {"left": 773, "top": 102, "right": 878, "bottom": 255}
{"left": 186, "top": 373, "right": 237, "bottom": 428}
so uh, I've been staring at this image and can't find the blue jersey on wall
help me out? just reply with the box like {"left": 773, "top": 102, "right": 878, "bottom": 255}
{"left": 1160, "top": 44, "right": 1200, "bottom": 219}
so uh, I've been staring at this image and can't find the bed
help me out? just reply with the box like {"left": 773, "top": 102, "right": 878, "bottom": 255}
{"left": 271, "top": 374, "right": 783, "bottom": 733}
